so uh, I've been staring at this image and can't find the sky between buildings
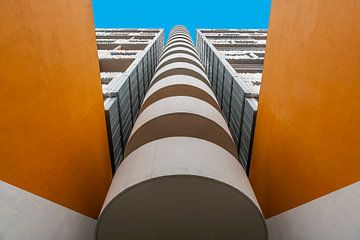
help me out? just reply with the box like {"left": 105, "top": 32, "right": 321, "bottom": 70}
{"left": 92, "top": 0, "right": 271, "bottom": 40}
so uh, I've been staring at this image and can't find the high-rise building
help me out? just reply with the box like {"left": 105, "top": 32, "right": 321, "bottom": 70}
{"left": 1, "top": 0, "right": 359, "bottom": 239}
{"left": 95, "top": 28, "right": 164, "bottom": 172}
{"left": 95, "top": 25, "right": 267, "bottom": 240}
{"left": 196, "top": 29, "right": 267, "bottom": 172}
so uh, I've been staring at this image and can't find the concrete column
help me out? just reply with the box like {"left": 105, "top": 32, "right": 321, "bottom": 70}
{"left": 95, "top": 26, "right": 267, "bottom": 240}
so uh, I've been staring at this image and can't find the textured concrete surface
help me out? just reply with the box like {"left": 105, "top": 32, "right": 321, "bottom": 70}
{"left": 97, "top": 137, "right": 267, "bottom": 240}
{"left": 96, "top": 26, "right": 267, "bottom": 240}
{"left": 99, "top": 28, "right": 164, "bottom": 172}
{"left": 0, "top": 0, "right": 112, "bottom": 218}
{"left": 250, "top": 0, "right": 360, "bottom": 218}
{"left": 0, "top": 180, "right": 96, "bottom": 240}
{"left": 267, "top": 181, "right": 360, "bottom": 240}
{"left": 196, "top": 29, "right": 265, "bottom": 172}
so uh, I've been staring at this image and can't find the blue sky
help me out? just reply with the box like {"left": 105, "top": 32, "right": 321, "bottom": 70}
{"left": 92, "top": 0, "right": 271, "bottom": 40}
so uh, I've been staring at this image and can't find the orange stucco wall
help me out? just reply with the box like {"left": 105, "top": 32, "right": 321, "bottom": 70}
{"left": 0, "top": 0, "right": 112, "bottom": 218}
{"left": 250, "top": 0, "right": 360, "bottom": 218}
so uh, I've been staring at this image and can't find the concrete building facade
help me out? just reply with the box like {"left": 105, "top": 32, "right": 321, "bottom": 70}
{"left": 1, "top": 0, "right": 359, "bottom": 239}
{"left": 96, "top": 28, "right": 164, "bottom": 172}
{"left": 95, "top": 26, "right": 267, "bottom": 240}
{"left": 196, "top": 29, "right": 267, "bottom": 173}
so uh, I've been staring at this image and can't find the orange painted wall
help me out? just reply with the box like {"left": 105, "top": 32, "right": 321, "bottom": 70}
{"left": 250, "top": 0, "right": 360, "bottom": 218}
{"left": 0, "top": 0, "right": 112, "bottom": 218}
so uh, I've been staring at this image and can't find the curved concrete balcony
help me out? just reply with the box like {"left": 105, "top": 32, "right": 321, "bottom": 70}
{"left": 96, "top": 137, "right": 267, "bottom": 240}
{"left": 165, "top": 37, "right": 194, "bottom": 48}
{"left": 166, "top": 35, "right": 195, "bottom": 45}
{"left": 169, "top": 29, "right": 190, "bottom": 37}
{"left": 160, "top": 46, "right": 200, "bottom": 61}
{"left": 169, "top": 28, "right": 189, "bottom": 38}
{"left": 140, "top": 75, "right": 219, "bottom": 112}
{"left": 156, "top": 53, "right": 204, "bottom": 71}
{"left": 151, "top": 62, "right": 210, "bottom": 86}
{"left": 125, "top": 96, "right": 236, "bottom": 157}
{"left": 168, "top": 33, "right": 193, "bottom": 43}
{"left": 96, "top": 26, "right": 267, "bottom": 240}
{"left": 165, "top": 35, "right": 195, "bottom": 48}
{"left": 163, "top": 41, "right": 197, "bottom": 54}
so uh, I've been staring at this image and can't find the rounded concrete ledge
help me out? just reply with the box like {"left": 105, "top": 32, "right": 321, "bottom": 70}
{"left": 164, "top": 42, "right": 196, "bottom": 53}
{"left": 165, "top": 39, "right": 194, "bottom": 47}
{"left": 96, "top": 137, "right": 267, "bottom": 240}
{"left": 166, "top": 38, "right": 194, "bottom": 48}
{"left": 160, "top": 46, "right": 200, "bottom": 61}
{"left": 163, "top": 42, "right": 197, "bottom": 55}
{"left": 167, "top": 34, "right": 193, "bottom": 42}
{"left": 168, "top": 34, "right": 192, "bottom": 43}
{"left": 151, "top": 62, "right": 210, "bottom": 86}
{"left": 170, "top": 29, "right": 187, "bottom": 34}
{"left": 169, "top": 32, "right": 190, "bottom": 39}
{"left": 165, "top": 37, "right": 195, "bottom": 47}
{"left": 156, "top": 53, "right": 204, "bottom": 71}
{"left": 140, "top": 75, "right": 219, "bottom": 112}
{"left": 124, "top": 96, "right": 236, "bottom": 157}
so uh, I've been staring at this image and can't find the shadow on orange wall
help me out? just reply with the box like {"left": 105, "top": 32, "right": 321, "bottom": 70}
{"left": 250, "top": 0, "right": 360, "bottom": 218}
{"left": 0, "top": 0, "right": 112, "bottom": 218}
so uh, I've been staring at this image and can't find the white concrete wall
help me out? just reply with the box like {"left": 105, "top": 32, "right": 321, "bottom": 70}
{"left": 267, "top": 181, "right": 360, "bottom": 240}
{"left": 0, "top": 180, "right": 96, "bottom": 240}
